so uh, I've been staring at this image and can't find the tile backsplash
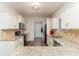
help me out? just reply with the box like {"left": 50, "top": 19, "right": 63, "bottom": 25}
{"left": 60, "top": 29, "right": 79, "bottom": 44}
{"left": 0, "top": 30, "right": 15, "bottom": 40}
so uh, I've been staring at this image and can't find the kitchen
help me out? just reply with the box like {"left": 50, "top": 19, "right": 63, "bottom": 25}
{"left": 0, "top": 2, "right": 79, "bottom": 56}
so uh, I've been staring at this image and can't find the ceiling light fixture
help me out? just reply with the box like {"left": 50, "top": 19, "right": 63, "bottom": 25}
{"left": 32, "top": 3, "right": 40, "bottom": 11}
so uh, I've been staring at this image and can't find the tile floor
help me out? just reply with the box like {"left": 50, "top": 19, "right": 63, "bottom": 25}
{"left": 27, "top": 37, "right": 46, "bottom": 46}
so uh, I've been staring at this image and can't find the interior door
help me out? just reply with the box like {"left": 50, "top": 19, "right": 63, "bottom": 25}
{"left": 34, "top": 21, "right": 43, "bottom": 38}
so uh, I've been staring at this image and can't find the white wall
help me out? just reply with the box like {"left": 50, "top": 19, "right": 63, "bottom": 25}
{"left": 24, "top": 17, "right": 45, "bottom": 41}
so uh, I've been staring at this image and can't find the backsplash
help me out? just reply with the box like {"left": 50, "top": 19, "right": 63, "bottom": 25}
{"left": 64, "top": 29, "right": 79, "bottom": 36}
{"left": 0, "top": 30, "right": 15, "bottom": 40}
{"left": 59, "top": 29, "right": 79, "bottom": 44}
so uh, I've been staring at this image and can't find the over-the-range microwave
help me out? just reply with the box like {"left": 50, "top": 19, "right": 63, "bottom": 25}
{"left": 19, "top": 22, "right": 25, "bottom": 30}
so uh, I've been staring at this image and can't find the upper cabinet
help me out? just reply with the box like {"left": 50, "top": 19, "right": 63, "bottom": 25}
{"left": 18, "top": 15, "right": 24, "bottom": 23}
{"left": 0, "top": 4, "right": 24, "bottom": 29}
{"left": 61, "top": 3, "right": 79, "bottom": 29}
{"left": 51, "top": 17, "right": 59, "bottom": 29}
{"left": 46, "top": 17, "right": 51, "bottom": 35}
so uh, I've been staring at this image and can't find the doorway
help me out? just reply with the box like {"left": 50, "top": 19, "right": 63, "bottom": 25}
{"left": 34, "top": 21, "right": 43, "bottom": 46}
{"left": 34, "top": 21, "right": 43, "bottom": 38}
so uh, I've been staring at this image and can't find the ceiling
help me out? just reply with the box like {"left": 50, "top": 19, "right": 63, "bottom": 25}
{"left": 5, "top": 2, "right": 65, "bottom": 17}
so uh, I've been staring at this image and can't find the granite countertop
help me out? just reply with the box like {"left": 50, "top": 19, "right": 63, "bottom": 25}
{"left": 15, "top": 35, "right": 79, "bottom": 56}
{"left": 16, "top": 46, "right": 79, "bottom": 56}
{"left": 14, "top": 33, "right": 79, "bottom": 56}
{"left": 48, "top": 35, "right": 65, "bottom": 46}
{"left": 48, "top": 34, "right": 79, "bottom": 49}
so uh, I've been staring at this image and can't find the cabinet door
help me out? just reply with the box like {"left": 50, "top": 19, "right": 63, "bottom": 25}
{"left": 19, "top": 37, "right": 24, "bottom": 46}
{"left": 61, "top": 3, "right": 79, "bottom": 29}
{"left": 46, "top": 18, "right": 51, "bottom": 35}
{"left": 0, "top": 12, "right": 10, "bottom": 29}
{"left": 16, "top": 37, "right": 23, "bottom": 47}
{"left": 52, "top": 17, "right": 59, "bottom": 29}
{"left": 47, "top": 37, "right": 50, "bottom": 45}
{"left": 0, "top": 41, "right": 15, "bottom": 56}
{"left": 0, "top": 4, "right": 24, "bottom": 29}
{"left": 67, "top": 3, "right": 79, "bottom": 29}
{"left": 7, "top": 15, "right": 19, "bottom": 29}
{"left": 47, "top": 36, "right": 53, "bottom": 46}
{"left": 0, "top": 12, "right": 19, "bottom": 29}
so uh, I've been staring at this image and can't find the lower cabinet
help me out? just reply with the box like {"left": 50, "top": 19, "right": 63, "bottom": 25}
{"left": 47, "top": 36, "right": 53, "bottom": 46}
{"left": 0, "top": 36, "right": 24, "bottom": 56}
{"left": 0, "top": 41, "right": 16, "bottom": 56}
{"left": 16, "top": 36, "right": 24, "bottom": 47}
